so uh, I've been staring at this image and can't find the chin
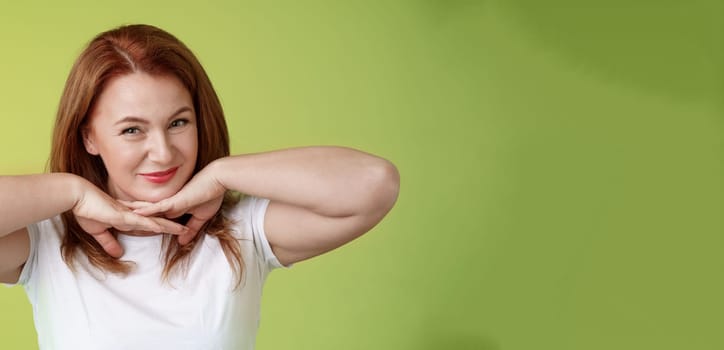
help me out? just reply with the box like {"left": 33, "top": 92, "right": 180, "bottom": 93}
{"left": 136, "top": 187, "right": 181, "bottom": 202}
{"left": 110, "top": 175, "right": 189, "bottom": 203}
{"left": 121, "top": 182, "right": 182, "bottom": 202}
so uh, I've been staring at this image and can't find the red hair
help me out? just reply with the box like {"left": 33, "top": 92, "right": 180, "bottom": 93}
{"left": 50, "top": 24, "right": 244, "bottom": 284}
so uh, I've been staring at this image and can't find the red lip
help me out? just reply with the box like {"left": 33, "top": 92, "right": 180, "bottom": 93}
{"left": 140, "top": 167, "right": 178, "bottom": 184}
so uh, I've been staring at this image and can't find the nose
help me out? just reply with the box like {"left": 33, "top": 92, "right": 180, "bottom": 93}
{"left": 147, "top": 131, "right": 174, "bottom": 164}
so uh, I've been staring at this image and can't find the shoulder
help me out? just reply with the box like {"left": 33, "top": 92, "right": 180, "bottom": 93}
{"left": 222, "top": 194, "right": 287, "bottom": 270}
{"left": 224, "top": 194, "right": 268, "bottom": 219}
{"left": 223, "top": 195, "right": 270, "bottom": 241}
{"left": 37, "top": 215, "right": 64, "bottom": 232}
{"left": 30, "top": 216, "right": 65, "bottom": 244}
{"left": 23, "top": 215, "right": 64, "bottom": 241}
{"left": 1, "top": 215, "right": 63, "bottom": 285}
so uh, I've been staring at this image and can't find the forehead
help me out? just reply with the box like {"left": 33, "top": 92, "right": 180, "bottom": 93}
{"left": 90, "top": 72, "right": 193, "bottom": 123}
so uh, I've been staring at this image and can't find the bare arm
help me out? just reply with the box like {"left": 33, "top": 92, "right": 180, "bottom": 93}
{"left": 0, "top": 173, "right": 81, "bottom": 283}
{"left": 0, "top": 173, "right": 81, "bottom": 236}
{"left": 213, "top": 146, "right": 400, "bottom": 265}
{"left": 132, "top": 146, "right": 400, "bottom": 266}
{"left": 0, "top": 173, "right": 189, "bottom": 283}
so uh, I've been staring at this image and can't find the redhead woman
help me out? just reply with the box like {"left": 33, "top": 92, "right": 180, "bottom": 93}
{"left": 0, "top": 24, "right": 399, "bottom": 349}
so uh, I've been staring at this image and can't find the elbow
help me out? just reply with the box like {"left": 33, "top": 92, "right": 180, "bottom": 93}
{"left": 366, "top": 159, "right": 400, "bottom": 217}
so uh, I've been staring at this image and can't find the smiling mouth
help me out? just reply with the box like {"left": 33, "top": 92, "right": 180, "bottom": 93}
{"left": 140, "top": 167, "right": 179, "bottom": 184}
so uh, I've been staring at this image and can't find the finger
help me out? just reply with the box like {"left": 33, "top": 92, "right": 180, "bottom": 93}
{"left": 178, "top": 231, "right": 196, "bottom": 246}
{"left": 133, "top": 200, "right": 176, "bottom": 217}
{"left": 179, "top": 216, "right": 207, "bottom": 245}
{"left": 117, "top": 200, "right": 153, "bottom": 210}
{"left": 93, "top": 230, "right": 124, "bottom": 258}
{"left": 164, "top": 207, "right": 190, "bottom": 219}
{"left": 149, "top": 216, "right": 190, "bottom": 236}
{"left": 112, "top": 212, "right": 164, "bottom": 233}
{"left": 112, "top": 211, "right": 189, "bottom": 236}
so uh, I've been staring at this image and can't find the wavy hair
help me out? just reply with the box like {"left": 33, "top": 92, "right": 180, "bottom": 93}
{"left": 49, "top": 24, "right": 244, "bottom": 285}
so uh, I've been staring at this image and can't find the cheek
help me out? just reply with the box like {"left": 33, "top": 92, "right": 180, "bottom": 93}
{"left": 181, "top": 130, "right": 199, "bottom": 161}
{"left": 101, "top": 144, "right": 143, "bottom": 171}
{"left": 185, "top": 136, "right": 198, "bottom": 155}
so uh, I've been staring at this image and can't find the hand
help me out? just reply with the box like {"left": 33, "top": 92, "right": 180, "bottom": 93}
{"left": 126, "top": 165, "right": 226, "bottom": 245}
{"left": 72, "top": 180, "right": 189, "bottom": 258}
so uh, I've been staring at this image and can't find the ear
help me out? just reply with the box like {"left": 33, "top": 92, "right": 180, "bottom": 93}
{"left": 82, "top": 128, "right": 100, "bottom": 155}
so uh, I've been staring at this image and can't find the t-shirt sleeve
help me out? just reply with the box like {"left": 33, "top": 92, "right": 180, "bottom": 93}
{"left": 236, "top": 195, "right": 292, "bottom": 271}
{"left": 3, "top": 221, "right": 40, "bottom": 287}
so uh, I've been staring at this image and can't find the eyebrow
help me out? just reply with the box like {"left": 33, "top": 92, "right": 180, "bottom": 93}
{"left": 114, "top": 106, "right": 193, "bottom": 125}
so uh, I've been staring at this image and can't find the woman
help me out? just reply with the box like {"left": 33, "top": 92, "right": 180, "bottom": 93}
{"left": 0, "top": 24, "right": 399, "bottom": 349}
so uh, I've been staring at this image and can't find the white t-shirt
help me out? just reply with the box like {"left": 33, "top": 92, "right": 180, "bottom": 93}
{"left": 16, "top": 196, "right": 286, "bottom": 350}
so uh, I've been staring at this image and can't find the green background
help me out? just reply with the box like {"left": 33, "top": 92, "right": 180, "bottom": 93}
{"left": 1, "top": 1, "right": 722, "bottom": 349}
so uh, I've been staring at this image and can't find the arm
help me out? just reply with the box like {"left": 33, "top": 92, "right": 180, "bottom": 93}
{"left": 0, "top": 173, "right": 82, "bottom": 283}
{"left": 0, "top": 173, "right": 81, "bottom": 235}
{"left": 133, "top": 146, "right": 400, "bottom": 266}
{"left": 214, "top": 146, "right": 400, "bottom": 265}
{"left": 0, "top": 173, "right": 188, "bottom": 283}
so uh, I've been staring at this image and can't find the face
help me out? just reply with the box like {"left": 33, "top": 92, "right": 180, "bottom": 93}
{"left": 83, "top": 72, "right": 198, "bottom": 202}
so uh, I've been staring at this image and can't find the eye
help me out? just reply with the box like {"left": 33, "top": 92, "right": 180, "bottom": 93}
{"left": 121, "top": 127, "right": 140, "bottom": 135}
{"left": 170, "top": 118, "right": 189, "bottom": 128}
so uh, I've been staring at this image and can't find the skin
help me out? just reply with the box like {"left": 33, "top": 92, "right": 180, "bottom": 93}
{"left": 83, "top": 72, "right": 199, "bottom": 204}
{"left": 0, "top": 71, "right": 400, "bottom": 282}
